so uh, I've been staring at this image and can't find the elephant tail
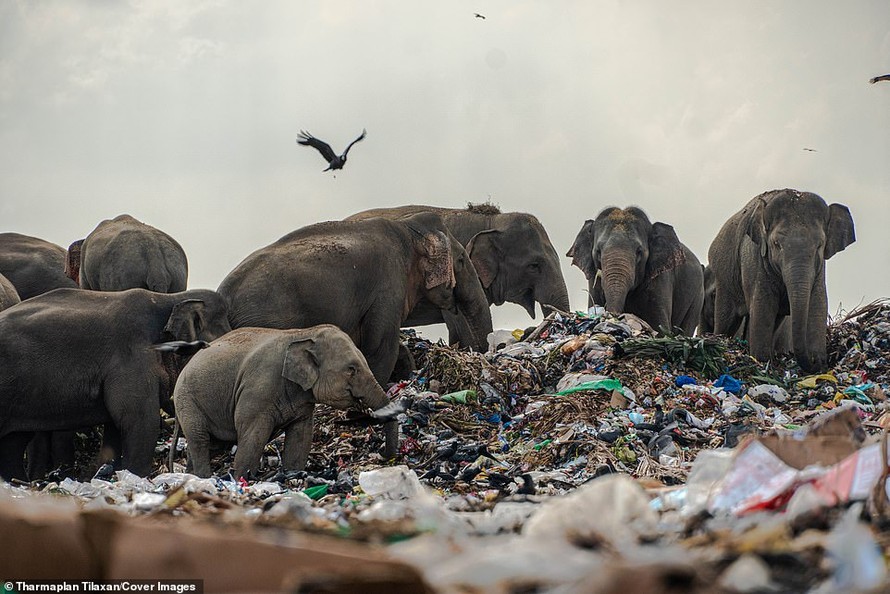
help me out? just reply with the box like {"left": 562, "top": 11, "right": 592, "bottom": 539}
{"left": 168, "top": 417, "right": 181, "bottom": 471}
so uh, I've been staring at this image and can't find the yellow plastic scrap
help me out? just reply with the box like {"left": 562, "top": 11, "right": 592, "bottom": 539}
{"left": 511, "top": 328, "right": 525, "bottom": 341}
{"left": 796, "top": 373, "right": 838, "bottom": 389}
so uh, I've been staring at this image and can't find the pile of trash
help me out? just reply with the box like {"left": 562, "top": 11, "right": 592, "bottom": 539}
{"left": 5, "top": 299, "right": 890, "bottom": 592}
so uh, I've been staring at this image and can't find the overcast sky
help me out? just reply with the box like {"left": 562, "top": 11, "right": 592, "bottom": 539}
{"left": 1, "top": 1, "right": 888, "bottom": 336}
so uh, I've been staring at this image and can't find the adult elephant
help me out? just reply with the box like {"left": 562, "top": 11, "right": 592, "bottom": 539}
{"left": 0, "top": 288, "right": 231, "bottom": 480}
{"left": 218, "top": 212, "right": 458, "bottom": 458}
{"left": 349, "top": 203, "right": 570, "bottom": 319}
{"left": 708, "top": 189, "right": 855, "bottom": 371}
{"left": 67, "top": 214, "right": 188, "bottom": 292}
{"left": 0, "top": 273, "right": 20, "bottom": 312}
{"left": 344, "top": 211, "right": 491, "bottom": 351}
{"left": 0, "top": 233, "right": 78, "bottom": 299}
{"left": 567, "top": 207, "right": 703, "bottom": 335}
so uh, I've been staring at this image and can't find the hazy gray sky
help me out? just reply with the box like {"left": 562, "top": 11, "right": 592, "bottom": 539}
{"left": 1, "top": 1, "right": 888, "bottom": 335}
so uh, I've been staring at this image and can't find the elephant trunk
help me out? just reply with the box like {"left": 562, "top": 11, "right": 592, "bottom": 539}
{"left": 537, "top": 280, "right": 571, "bottom": 316}
{"left": 786, "top": 261, "right": 816, "bottom": 370}
{"left": 358, "top": 377, "right": 391, "bottom": 413}
{"left": 600, "top": 251, "right": 635, "bottom": 314}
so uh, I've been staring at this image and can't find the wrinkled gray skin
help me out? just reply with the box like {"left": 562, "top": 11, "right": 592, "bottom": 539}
{"left": 0, "top": 273, "right": 20, "bottom": 312}
{"left": 0, "top": 233, "right": 77, "bottom": 300}
{"left": 350, "top": 205, "right": 571, "bottom": 318}
{"left": 345, "top": 210, "right": 492, "bottom": 351}
{"left": 218, "top": 212, "right": 458, "bottom": 459}
{"left": 700, "top": 264, "right": 790, "bottom": 351}
{"left": 68, "top": 214, "right": 188, "bottom": 292}
{"left": 174, "top": 326, "right": 393, "bottom": 479}
{"left": 708, "top": 189, "right": 855, "bottom": 371}
{"left": 568, "top": 207, "right": 703, "bottom": 335}
{"left": 0, "top": 288, "right": 231, "bottom": 480}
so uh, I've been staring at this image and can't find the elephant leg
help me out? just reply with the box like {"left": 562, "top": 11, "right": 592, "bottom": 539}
{"left": 233, "top": 417, "right": 276, "bottom": 480}
{"left": 103, "top": 374, "right": 158, "bottom": 477}
{"left": 748, "top": 291, "right": 780, "bottom": 362}
{"left": 282, "top": 417, "right": 313, "bottom": 472}
{"left": 390, "top": 343, "right": 416, "bottom": 382}
{"left": 773, "top": 317, "right": 791, "bottom": 354}
{"left": 713, "top": 287, "right": 743, "bottom": 338}
{"left": 99, "top": 423, "right": 122, "bottom": 468}
{"left": 184, "top": 427, "right": 213, "bottom": 478}
{"left": 174, "top": 399, "right": 213, "bottom": 477}
{"left": 0, "top": 432, "right": 34, "bottom": 482}
{"left": 25, "top": 432, "right": 54, "bottom": 480}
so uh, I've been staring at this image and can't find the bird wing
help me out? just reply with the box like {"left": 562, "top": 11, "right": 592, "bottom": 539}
{"left": 341, "top": 128, "right": 367, "bottom": 158}
{"left": 297, "top": 130, "right": 337, "bottom": 162}
{"left": 870, "top": 74, "right": 890, "bottom": 84}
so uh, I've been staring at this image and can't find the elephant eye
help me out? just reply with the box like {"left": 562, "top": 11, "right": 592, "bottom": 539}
{"left": 528, "top": 261, "right": 541, "bottom": 273}
{"left": 348, "top": 365, "right": 357, "bottom": 377}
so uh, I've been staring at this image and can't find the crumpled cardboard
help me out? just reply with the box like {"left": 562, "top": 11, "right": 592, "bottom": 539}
{"left": 708, "top": 407, "right": 889, "bottom": 516}
{"left": 756, "top": 406, "right": 865, "bottom": 470}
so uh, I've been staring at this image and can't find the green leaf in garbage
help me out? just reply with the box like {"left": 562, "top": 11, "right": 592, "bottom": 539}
{"left": 555, "top": 379, "right": 623, "bottom": 395}
{"left": 616, "top": 334, "right": 727, "bottom": 378}
{"left": 302, "top": 484, "right": 329, "bottom": 500}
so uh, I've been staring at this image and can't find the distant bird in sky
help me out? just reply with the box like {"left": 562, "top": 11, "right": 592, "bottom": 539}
{"left": 869, "top": 74, "right": 890, "bottom": 84}
{"left": 474, "top": 12, "right": 486, "bottom": 19}
{"left": 803, "top": 148, "right": 817, "bottom": 152}
{"left": 297, "top": 129, "right": 367, "bottom": 172}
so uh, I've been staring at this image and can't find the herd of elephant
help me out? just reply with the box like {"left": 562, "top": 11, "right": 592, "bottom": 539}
{"left": 0, "top": 188, "right": 855, "bottom": 481}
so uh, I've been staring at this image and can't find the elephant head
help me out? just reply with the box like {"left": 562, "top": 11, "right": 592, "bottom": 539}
{"left": 744, "top": 190, "right": 855, "bottom": 369}
{"left": 162, "top": 291, "right": 232, "bottom": 344}
{"left": 466, "top": 214, "right": 570, "bottom": 318}
{"left": 281, "top": 325, "right": 391, "bottom": 413}
{"left": 65, "top": 239, "right": 84, "bottom": 285}
{"left": 568, "top": 207, "right": 687, "bottom": 315}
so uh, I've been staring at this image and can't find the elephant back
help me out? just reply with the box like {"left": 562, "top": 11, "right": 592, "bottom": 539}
{"left": 79, "top": 214, "right": 188, "bottom": 292}
{"left": 0, "top": 233, "right": 78, "bottom": 299}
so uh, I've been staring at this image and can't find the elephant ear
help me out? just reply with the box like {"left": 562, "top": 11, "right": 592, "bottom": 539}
{"left": 466, "top": 229, "right": 501, "bottom": 289}
{"left": 421, "top": 231, "right": 456, "bottom": 289}
{"left": 825, "top": 203, "right": 855, "bottom": 259}
{"left": 646, "top": 222, "right": 687, "bottom": 281}
{"left": 163, "top": 299, "right": 205, "bottom": 342}
{"left": 65, "top": 239, "right": 84, "bottom": 285}
{"left": 282, "top": 338, "right": 319, "bottom": 392}
{"left": 744, "top": 197, "right": 769, "bottom": 258}
{"left": 567, "top": 220, "right": 596, "bottom": 276}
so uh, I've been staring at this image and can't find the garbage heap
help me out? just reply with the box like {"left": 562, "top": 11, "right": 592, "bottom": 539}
{"left": 4, "top": 299, "right": 890, "bottom": 593}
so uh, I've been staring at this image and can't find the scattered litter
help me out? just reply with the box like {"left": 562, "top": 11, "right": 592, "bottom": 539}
{"left": 5, "top": 301, "right": 890, "bottom": 593}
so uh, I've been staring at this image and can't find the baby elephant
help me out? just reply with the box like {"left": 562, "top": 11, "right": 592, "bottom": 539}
{"left": 173, "top": 325, "right": 397, "bottom": 478}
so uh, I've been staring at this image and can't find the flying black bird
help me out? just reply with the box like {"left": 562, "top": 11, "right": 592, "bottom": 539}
{"left": 474, "top": 12, "right": 486, "bottom": 19}
{"left": 803, "top": 148, "right": 817, "bottom": 152}
{"left": 297, "top": 129, "right": 367, "bottom": 172}
{"left": 869, "top": 74, "right": 890, "bottom": 84}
